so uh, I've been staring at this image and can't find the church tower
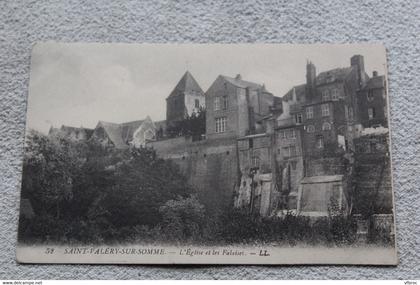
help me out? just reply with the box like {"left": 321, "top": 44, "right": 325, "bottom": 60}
{"left": 166, "top": 71, "right": 205, "bottom": 127}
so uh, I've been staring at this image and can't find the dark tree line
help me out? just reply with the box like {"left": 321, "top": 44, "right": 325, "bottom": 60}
{"left": 18, "top": 130, "right": 201, "bottom": 244}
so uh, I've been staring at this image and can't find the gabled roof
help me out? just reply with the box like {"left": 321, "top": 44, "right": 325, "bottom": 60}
{"left": 96, "top": 121, "right": 128, "bottom": 149}
{"left": 49, "top": 125, "right": 94, "bottom": 139}
{"left": 220, "top": 75, "right": 263, "bottom": 90}
{"left": 168, "top": 71, "right": 204, "bottom": 98}
{"left": 283, "top": 84, "right": 306, "bottom": 102}
{"left": 120, "top": 120, "right": 144, "bottom": 142}
{"left": 316, "top": 67, "right": 353, "bottom": 85}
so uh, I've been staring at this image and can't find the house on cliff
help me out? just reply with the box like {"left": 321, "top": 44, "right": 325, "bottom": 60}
{"left": 266, "top": 55, "right": 389, "bottom": 217}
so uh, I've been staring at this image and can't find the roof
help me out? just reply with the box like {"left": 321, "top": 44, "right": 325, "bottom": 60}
{"left": 96, "top": 121, "right": 128, "bottom": 149}
{"left": 283, "top": 84, "right": 306, "bottom": 102}
{"left": 363, "top": 75, "right": 385, "bottom": 90}
{"left": 273, "top": 96, "right": 282, "bottom": 106}
{"left": 316, "top": 67, "right": 353, "bottom": 85}
{"left": 301, "top": 175, "right": 344, "bottom": 184}
{"left": 49, "top": 125, "right": 94, "bottom": 139}
{"left": 220, "top": 75, "right": 264, "bottom": 90}
{"left": 61, "top": 125, "right": 93, "bottom": 133}
{"left": 168, "top": 71, "right": 204, "bottom": 98}
{"left": 119, "top": 120, "right": 144, "bottom": 142}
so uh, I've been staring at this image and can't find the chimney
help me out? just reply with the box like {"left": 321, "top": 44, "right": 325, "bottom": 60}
{"left": 372, "top": 70, "right": 378, "bottom": 77}
{"left": 351, "top": 55, "right": 365, "bottom": 88}
{"left": 306, "top": 61, "right": 316, "bottom": 96}
{"left": 235, "top": 74, "right": 242, "bottom": 80}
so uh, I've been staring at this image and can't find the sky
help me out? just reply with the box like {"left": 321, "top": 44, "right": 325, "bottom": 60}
{"left": 26, "top": 43, "right": 387, "bottom": 134}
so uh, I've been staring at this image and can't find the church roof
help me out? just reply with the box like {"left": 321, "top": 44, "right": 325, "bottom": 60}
{"left": 220, "top": 75, "right": 264, "bottom": 90}
{"left": 168, "top": 71, "right": 204, "bottom": 98}
{"left": 120, "top": 120, "right": 145, "bottom": 143}
{"left": 96, "top": 121, "right": 128, "bottom": 149}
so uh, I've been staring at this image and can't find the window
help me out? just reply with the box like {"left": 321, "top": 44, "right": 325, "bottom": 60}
{"left": 252, "top": 156, "right": 260, "bottom": 168}
{"left": 306, "top": 106, "right": 314, "bottom": 119}
{"left": 307, "top": 125, "right": 315, "bottom": 133}
{"left": 367, "top": 90, "right": 374, "bottom": 101}
{"left": 348, "top": 107, "right": 354, "bottom": 121}
{"left": 295, "top": 113, "right": 303, "bottom": 124}
{"left": 195, "top": 99, "right": 199, "bottom": 108}
{"left": 214, "top": 97, "right": 221, "bottom": 111}
{"left": 290, "top": 145, "right": 297, "bottom": 156}
{"left": 322, "top": 122, "right": 331, "bottom": 131}
{"left": 289, "top": 129, "right": 296, "bottom": 139}
{"left": 316, "top": 136, "right": 324, "bottom": 148}
{"left": 249, "top": 138, "right": 253, "bottom": 148}
{"left": 322, "top": 90, "right": 330, "bottom": 101}
{"left": 321, "top": 104, "right": 330, "bottom": 117}
{"left": 368, "top": 107, "right": 375, "bottom": 119}
{"left": 215, "top": 117, "right": 226, "bottom": 133}
{"left": 291, "top": 161, "right": 297, "bottom": 170}
{"left": 222, "top": 96, "right": 228, "bottom": 110}
{"left": 279, "top": 130, "right": 286, "bottom": 139}
{"left": 283, "top": 146, "right": 297, "bottom": 157}
{"left": 331, "top": 89, "right": 339, "bottom": 100}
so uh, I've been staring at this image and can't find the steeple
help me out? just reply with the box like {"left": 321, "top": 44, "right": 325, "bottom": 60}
{"left": 168, "top": 71, "right": 204, "bottom": 97}
{"left": 166, "top": 71, "right": 205, "bottom": 125}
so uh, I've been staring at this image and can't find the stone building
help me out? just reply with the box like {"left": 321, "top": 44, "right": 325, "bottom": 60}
{"left": 146, "top": 63, "right": 389, "bottom": 218}
{"left": 205, "top": 74, "right": 274, "bottom": 140}
{"left": 274, "top": 55, "right": 389, "bottom": 217}
{"left": 166, "top": 71, "right": 205, "bottom": 129}
{"left": 357, "top": 72, "right": 388, "bottom": 128}
{"left": 90, "top": 116, "right": 159, "bottom": 149}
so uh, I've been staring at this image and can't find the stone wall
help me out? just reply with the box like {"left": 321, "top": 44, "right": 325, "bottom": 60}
{"left": 304, "top": 156, "right": 347, "bottom": 177}
{"left": 147, "top": 136, "right": 239, "bottom": 214}
{"left": 353, "top": 134, "right": 393, "bottom": 214}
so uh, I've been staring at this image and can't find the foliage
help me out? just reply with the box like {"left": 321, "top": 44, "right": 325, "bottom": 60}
{"left": 166, "top": 107, "right": 206, "bottom": 140}
{"left": 19, "top": 130, "right": 194, "bottom": 244}
{"left": 158, "top": 195, "right": 206, "bottom": 243}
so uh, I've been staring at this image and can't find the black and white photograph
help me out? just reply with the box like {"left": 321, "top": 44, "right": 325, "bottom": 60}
{"left": 16, "top": 43, "right": 397, "bottom": 264}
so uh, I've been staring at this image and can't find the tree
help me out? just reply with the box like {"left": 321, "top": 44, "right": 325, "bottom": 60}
{"left": 158, "top": 195, "right": 206, "bottom": 242}
{"left": 19, "top": 131, "right": 195, "bottom": 244}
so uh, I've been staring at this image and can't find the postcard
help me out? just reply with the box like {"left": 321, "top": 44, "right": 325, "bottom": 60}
{"left": 17, "top": 43, "right": 397, "bottom": 264}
